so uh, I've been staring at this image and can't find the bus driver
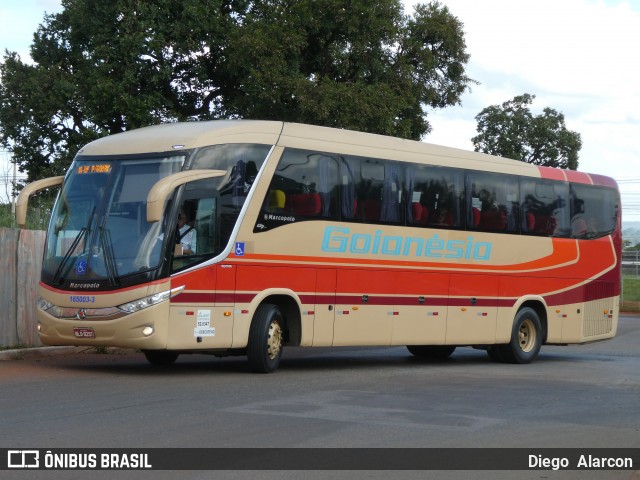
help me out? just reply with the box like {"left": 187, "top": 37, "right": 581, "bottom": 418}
{"left": 175, "top": 212, "right": 196, "bottom": 255}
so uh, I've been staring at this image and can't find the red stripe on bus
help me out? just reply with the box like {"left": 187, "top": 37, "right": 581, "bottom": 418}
{"left": 537, "top": 166, "right": 566, "bottom": 181}
{"left": 564, "top": 169, "right": 592, "bottom": 185}
{"left": 170, "top": 280, "right": 616, "bottom": 309}
{"left": 589, "top": 173, "right": 619, "bottom": 189}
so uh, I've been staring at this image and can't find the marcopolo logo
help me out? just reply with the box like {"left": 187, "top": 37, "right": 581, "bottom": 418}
{"left": 320, "top": 226, "right": 492, "bottom": 261}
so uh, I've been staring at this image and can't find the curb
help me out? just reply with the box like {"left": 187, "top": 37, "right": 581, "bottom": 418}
{"left": 0, "top": 346, "right": 107, "bottom": 361}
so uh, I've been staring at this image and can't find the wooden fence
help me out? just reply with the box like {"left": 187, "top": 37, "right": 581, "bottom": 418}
{"left": 0, "top": 228, "right": 45, "bottom": 348}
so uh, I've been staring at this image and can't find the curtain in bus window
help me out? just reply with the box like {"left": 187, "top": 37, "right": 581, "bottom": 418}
{"left": 380, "top": 162, "right": 403, "bottom": 223}
{"left": 429, "top": 170, "right": 461, "bottom": 228}
{"left": 318, "top": 155, "right": 331, "bottom": 217}
{"left": 357, "top": 160, "right": 384, "bottom": 223}
{"left": 340, "top": 157, "right": 357, "bottom": 219}
{"left": 498, "top": 175, "right": 518, "bottom": 232}
{"left": 405, "top": 167, "right": 417, "bottom": 224}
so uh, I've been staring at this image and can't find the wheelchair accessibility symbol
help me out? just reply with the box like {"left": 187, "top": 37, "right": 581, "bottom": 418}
{"left": 235, "top": 242, "right": 245, "bottom": 256}
{"left": 75, "top": 260, "right": 87, "bottom": 275}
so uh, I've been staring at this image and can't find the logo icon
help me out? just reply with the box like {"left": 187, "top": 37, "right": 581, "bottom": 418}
{"left": 235, "top": 242, "right": 245, "bottom": 256}
{"left": 76, "top": 309, "right": 87, "bottom": 320}
{"left": 8, "top": 450, "right": 40, "bottom": 468}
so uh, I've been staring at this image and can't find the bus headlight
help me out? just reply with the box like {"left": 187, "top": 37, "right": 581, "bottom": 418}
{"left": 37, "top": 296, "right": 53, "bottom": 311}
{"left": 116, "top": 286, "right": 184, "bottom": 314}
{"left": 117, "top": 290, "right": 171, "bottom": 313}
{"left": 37, "top": 296, "right": 63, "bottom": 317}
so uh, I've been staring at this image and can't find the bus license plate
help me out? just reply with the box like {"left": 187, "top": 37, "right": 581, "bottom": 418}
{"left": 73, "top": 327, "right": 95, "bottom": 339}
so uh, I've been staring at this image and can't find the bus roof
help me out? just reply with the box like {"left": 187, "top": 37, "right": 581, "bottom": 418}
{"left": 77, "top": 120, "right": 284, "bottom": 156}
{"left": 76, "top": 120, "right": 615, "bottom": 186}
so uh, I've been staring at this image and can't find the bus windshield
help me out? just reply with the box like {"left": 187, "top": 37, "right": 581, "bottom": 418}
{"left": 42, "top": 156, "right": 185, "bottom": 288}
{"left": 42, "top": 143, "right": 273, "bottom": 290}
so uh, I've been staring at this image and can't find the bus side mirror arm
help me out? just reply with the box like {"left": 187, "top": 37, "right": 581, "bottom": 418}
{"left": 15, "top": 176, "right": 65, "bottom": 228}
{"left": 146, "top": 169, "right": 227, "bottom": 223}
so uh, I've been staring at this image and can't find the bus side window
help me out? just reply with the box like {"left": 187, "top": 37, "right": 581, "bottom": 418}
{"left": 406, "top": 165, "right": 462, "bottom": 229}
{"left": 193, "top": 197, "right": 216, "bottom": 254}
{"left": 521, "top": 179, "right": 570, "bottom": 237}
{"left": 570, "top": 184, "right": 618, "bottom": 239}
{"left": 467, "top": 172, "right": 518, "bottom": 233}
{"left": 260, "top": 149, "right": 339, "bottom": 225}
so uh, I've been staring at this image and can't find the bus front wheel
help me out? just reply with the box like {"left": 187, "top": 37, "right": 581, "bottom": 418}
{"left": 493, "top": 307, "right": 542, "bottom": 364}
{"left": 247, "top": 304, "right": 284, "bottom": 373}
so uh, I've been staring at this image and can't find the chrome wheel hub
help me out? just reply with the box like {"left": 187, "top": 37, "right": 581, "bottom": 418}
{"left": 267, "top": 320, "right": 283, "bottom": 360}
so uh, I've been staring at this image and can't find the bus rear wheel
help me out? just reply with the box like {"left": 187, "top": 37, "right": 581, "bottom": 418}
{"left": 247, "top": 304, "right": 284, "bottom": 373}
{"left": 493, "top": 307, "right": 542, "bottom": 364}
{"left": 407, "top": 345, "right": 456, "bottom": 359}
{"left": 143, "top": 350, "right": 179, "bottom": 366}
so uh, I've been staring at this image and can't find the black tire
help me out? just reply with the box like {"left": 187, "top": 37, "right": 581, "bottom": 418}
{"left": 247, "top": 304, "right": 284, "bottom": 373}
{"left": 486, "top": 345, "right": 504, "bottom": 363}
{"left": 497, "top": 307, "right": 542, "bottom": 364}
{"left": 406, "top": 345, "right": 456, "bottom": 359}
{"left": 143, "top": 350, "right": 179, "bottom": 366}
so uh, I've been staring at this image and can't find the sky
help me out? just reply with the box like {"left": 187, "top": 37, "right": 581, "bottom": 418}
{"left": 0, "top": 0, "right": 639, "bottom": 221}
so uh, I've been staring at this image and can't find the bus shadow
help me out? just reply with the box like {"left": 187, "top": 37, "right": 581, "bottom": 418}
{"left": 40, "top": 346, "right": 597, "bottom": 376}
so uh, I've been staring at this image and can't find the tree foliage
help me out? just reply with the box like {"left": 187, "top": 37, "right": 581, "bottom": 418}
{"left": 0, "top": 0, "right": 475, "bottom": 183}
{"left": 472, "top": 93, "right": 581, "bottom": 170}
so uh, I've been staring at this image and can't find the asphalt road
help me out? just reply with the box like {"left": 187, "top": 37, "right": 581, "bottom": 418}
{"left": 1, "top": 315, "right": 639, "bottom": 480}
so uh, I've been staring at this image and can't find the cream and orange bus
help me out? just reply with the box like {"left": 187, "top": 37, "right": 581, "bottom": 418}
{"left": 16, "top": 120, "right": 621, "bottom": 372}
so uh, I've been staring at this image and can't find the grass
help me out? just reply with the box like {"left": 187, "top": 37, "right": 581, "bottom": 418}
{"left": 622, "top": 275, "right": 640, "bottom": 312}
{"left": 623, "top": 276, "right": 640, "bottom": 301}
{"left": 0, "top": 344, "right": 27, "bottom": 352}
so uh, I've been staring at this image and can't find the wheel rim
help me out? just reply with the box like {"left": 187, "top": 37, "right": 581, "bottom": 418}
{"left": 267, "top": 320, "right": 283, "bottom": 360}
{"left": 518, "top": 318, "right": 537, "bottom": 352}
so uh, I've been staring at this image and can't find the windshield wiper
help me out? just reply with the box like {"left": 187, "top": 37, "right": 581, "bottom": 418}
{"left": 52, "top": 207, "right": 96, "bottom": 286}
{"left": 52, "top": 228, "right": 88, "bottom": 286}
{"left": 99, "top": 226, "right": 120, "bottom": 287}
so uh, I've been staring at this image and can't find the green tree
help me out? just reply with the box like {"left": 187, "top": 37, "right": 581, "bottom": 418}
{"left": 0, "top": 0, "right": 475, "bottom": 183}
{"left": 229, "top": 1, "right": 475, "bottom": 140}
{"left": 0, "top": 0, "right": 248, "bottom": 181}
{"left": 472, "top": 93, "right": 581, "bottom": 170}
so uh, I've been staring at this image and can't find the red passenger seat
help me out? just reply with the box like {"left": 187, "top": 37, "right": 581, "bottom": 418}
{"left": 358, "top": 199, "right": 381, "bottom": 221}
{"left": 472, "top": 207, "right": 481, "bottom": 227}
{"left": 286, "top": 193, "right": 322, "bottom": 216}
{"left": 411, "top": 203, "right": 429, "bottom": 224}
{"left": 534, "top": 215, "right": 557, "bottom": 235}
{"left": 480, "top": 208, "right": 506, "bottom": 231}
